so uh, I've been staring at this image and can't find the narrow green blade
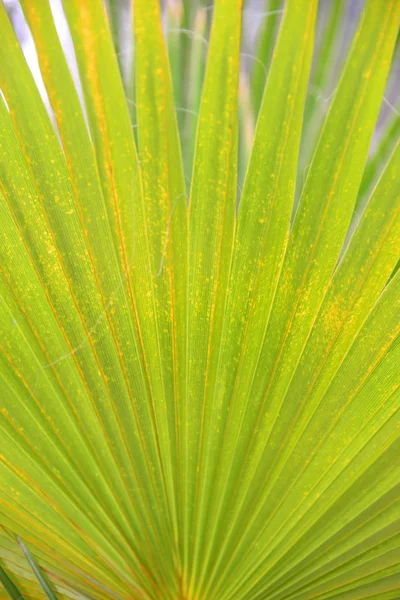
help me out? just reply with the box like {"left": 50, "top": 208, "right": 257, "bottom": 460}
{"left": 184, "top": 0, "right": 242, "bottom": 593}
{"left": 17, "top": 538, "right": 58, "bottom": 600}
{"left": 133, "top": 0, "right": 188, "bottom": 583}
{"left": 354, "top": 109, "right": 400, "bottom": 222}
{"left": 250, "top": 0, "right": 283, "bottom": 117}
{"left": 0, "top": 563, "right": 24, "bottom": 600}
{"left": 299, "top": 0, "right": 346, "bottom": 184}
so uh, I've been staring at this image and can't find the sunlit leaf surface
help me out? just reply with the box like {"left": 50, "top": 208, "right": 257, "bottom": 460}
{"left": 0, "top": 0, "right": 399, "bottom": 598}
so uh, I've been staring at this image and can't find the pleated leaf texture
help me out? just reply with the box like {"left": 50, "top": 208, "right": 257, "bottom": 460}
{"left": 0, "top": 0, "right": 400, "bottom": 599}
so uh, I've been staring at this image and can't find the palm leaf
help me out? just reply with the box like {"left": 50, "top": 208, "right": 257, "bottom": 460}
{"left": 0, "top": 562, "right": 24, "bottom": 600}
{"left": 0, "top": 0, "right": 399, "bottom": 599}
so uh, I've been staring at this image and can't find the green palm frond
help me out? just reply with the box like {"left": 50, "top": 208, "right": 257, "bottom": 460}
{"left": 0, "top": 0, "right": 399, "bottom": 599}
